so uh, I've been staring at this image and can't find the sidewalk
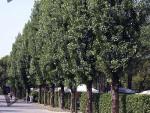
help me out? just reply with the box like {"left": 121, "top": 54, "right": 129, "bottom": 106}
{"left": 0, "top": 95, "right": 69, "bottom": 113}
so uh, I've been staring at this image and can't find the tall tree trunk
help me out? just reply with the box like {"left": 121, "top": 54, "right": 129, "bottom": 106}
{"left": 51, "top": 84, "right": 55, "bottom": 107}
{"left": 27, "top": 87, "right": 31, "bottom": 102}
{"left": 19, "top": 87, "right": 23, "bottom": 99}
{"left": 26, "top": 89, "right": 28, "bottom": 103}
{"left": 14, "top": 87, "right": 17, "bottom": 97}
{"left": 99, "top": 74, "right": 106, "bottom": 93}
{"left": 38, "top": 85, "right": 42, "bottom": 104}
{"left": 139, "top": 74, "right": 147, "bottom": 92}
{"left": 75, "top": 93, "right": 77, "bottom": 113}
{"left": 44, "top": 87, "right": 47, "bottom": 105}
{"left": 127, "top": 73, "right": 132, "bottom": 89}
{"left": 86, "top": 80, "right": 93, "bottom": 113}
{"left": 60, "top": 84, "right": 65, "bottom": 109}
{"left": 111, "top": 73, "right": 119, "bottom": 113}
{"left": 70, "top": 87, "right": 77, "bottom": 113}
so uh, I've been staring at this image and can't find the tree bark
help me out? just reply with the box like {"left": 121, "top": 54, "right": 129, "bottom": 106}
{"left": 38, "top": 85, "right": 42, "bottom": 104}
{"left": 19, "top": 87, "right": 23, "bottom": 99}
{"left": 127, "top": 73, "right": 132, "bottom": 89}
{"left": 27, "top": 87, "right": 31, "bottom": 102}
{"left": 139, "top": 74, "right": 147, "bottom": 92}
{"left": 86, "top": 80, "right": 93, "bottom": 113}
{"left": 14, "top": 87, "right": 17, "bottom": 97}
{"left": 111, "top": 73, "right": 119, "bottom": 113}
{"left": 99, "top": 75, "right": 106, "bottom": 93}
{"left": 60, "top": 84, "right": 65, "bottom": 109}
{"left": 70, "top": 87, "right": 77, "bottom": 113}
{"left": 51, "top": 84, "right": 55, "bottom": 107}
{"left": 44, "top": 87, "right": 47, "bottom": 105}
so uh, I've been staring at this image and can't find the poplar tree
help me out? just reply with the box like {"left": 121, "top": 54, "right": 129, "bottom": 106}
{"left": 95, "top": 0, "right": 145, "bottom": 113}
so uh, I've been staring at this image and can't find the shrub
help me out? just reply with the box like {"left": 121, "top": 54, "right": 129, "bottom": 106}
{"left": 100, "top": 94, "right": 150, "bottom": 113}
{"left": 80, "top": 93, "right": 100, "bottom": 113}
{"left": 64, "top": 93, "right": 71, "bottom": 109}
{"left": 124, "top": 94, "right": 150, "bottom": 113}
{"left": 80, "top": 93, "right": 87, "bottom": 113}
{"left": 80, "top": 93, "right": 150, "bottom": 113}
{"left": 31, "top": 91, "right": 38, "bottom": 102}
{"left": 99, "top": 93, "right": 111, "bottom": 113}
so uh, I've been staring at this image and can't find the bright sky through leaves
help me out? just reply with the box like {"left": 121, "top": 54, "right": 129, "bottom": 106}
{"left": 0, "top": 0, "right": 34, "bottom": 58}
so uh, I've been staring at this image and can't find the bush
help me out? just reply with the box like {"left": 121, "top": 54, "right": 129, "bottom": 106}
{"left": 100, "top": 94, "right": 150, "bottom": 113}
{"left": 80, "top": 93, "right": 87, "bottom": 113}
{"left": 99, "top": 93, "right": 111, "bottom": 113}
{"left": 31, "top": 91, "right": 38, "bottom": 102}
{"left": 42, "top": 92, "right": 70, "bottom": 108}
{"left": 64, "top": 93, "right": 71, "bottom": 109}
{"left": 124, "top": 94, "right": 150, "bottom": 113}
{"left": 80, "top": 93, "right": 100, "bottom": 113}
{"left": 80, "top": 93, "right": 150, "bottom": 113}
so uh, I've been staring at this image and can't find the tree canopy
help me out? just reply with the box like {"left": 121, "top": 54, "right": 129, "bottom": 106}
{"left": 1, "top": 0, "right": 150, "bottom": 113}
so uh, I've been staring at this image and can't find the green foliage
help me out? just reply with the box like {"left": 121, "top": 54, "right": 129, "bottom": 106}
{"left": 80, "top": 93, "right": 100, "bottom": 113}
{"left": 99, "top": 94, "right": 111, "bottom": 113}
{"left": 31, "top": 91, "right": 38, "bottom": 102}
{"left": 3, "top": 0, "right": 150, "bottom": 112}
{"left": 124, "top": 94, "right": 150, "bottom": 113}
{"left": 95, "top": 0, "right": 143, "bottom": 75}
{"left": 64, "top": 93, "right": 71, "bottom": 109}
{"left": 0, "top": 56, "right": 9, "bottom": 86}
{"left": 7, "top": 0, "right": 149, "bottom": 88}
{"left": 54, "top": 92, "right": 71, "bottom": 109}
{"left": 80, "top": 93, "right": 88, "bottom": 113}
{"left": 99, "top": 94, "right": 150, "bottom": 113}
{"left": 80, "top": 93, "right": 150, "bottom": 113}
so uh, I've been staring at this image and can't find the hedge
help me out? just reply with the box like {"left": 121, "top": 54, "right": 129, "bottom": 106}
{"left": 54, "top": 92, "right": 71, "bottom": 108}
{"left": 31, "top": 91, "right": 38, "bottom": 102}
{"left": 99, "top": 93, "right": 111, "bottom": 113}
{"left": 80, "top": 93, "right": 150, "bottom": 113}
{"left": 123, "top": 94, "right": 150, "bottom": 113}
{"left": 36, "top": 91, "right": 150, "bottom": 113}
{"left": 80, "top": 93, "right": 100, "bottom": 113}
{"left": 64, "top": 93, "right": 71, "bottom": 109}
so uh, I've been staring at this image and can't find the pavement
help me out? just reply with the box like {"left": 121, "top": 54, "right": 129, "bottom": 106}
{"left": 0, "top": 95, "right": 69, "bottom": 113}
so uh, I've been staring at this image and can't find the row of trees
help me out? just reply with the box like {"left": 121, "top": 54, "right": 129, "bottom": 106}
{"left": 1, "top": 0, "right": 150, "bottom": 113}
{"left": 0, "top": 56, "right": 9, "bottom": 88}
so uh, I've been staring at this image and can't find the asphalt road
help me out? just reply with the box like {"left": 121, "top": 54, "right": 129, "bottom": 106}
{"left": 0, "top": 95, "right": 68, "bottom": 113}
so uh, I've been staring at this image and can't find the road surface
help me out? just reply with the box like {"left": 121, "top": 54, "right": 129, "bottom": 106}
{"left": 0, "top": 95, "right": 68, "bottom": 113}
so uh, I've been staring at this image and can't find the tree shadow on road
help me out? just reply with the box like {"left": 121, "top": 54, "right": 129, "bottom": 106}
{"left": 4, "top": 95, "right": 18, "bottom": 107}
{"left": 0, "top": 110, "right": 20, "bottom": 112}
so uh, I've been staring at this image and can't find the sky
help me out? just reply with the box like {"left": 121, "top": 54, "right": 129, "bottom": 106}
{"left": 0, "top": 0, "right": 35, "bottom": 58}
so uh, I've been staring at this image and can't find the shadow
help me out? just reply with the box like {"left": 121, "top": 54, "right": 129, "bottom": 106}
{"left": 0, "top": 100, "right": 7, "bottom": 102}
{"left": 0, "top": 110, "right": 20, "bottom": 112}
{"left": 0, "top": 100, "right": 25, "bottom": 103}
{"left": 1, "top": 95, "right": 18, "bottom": 107}
{"left": 0, "top": 95, "right": 41, "bottom": 110}
{"left": 0, "top": 104, "right": 41, "bottom": 109}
